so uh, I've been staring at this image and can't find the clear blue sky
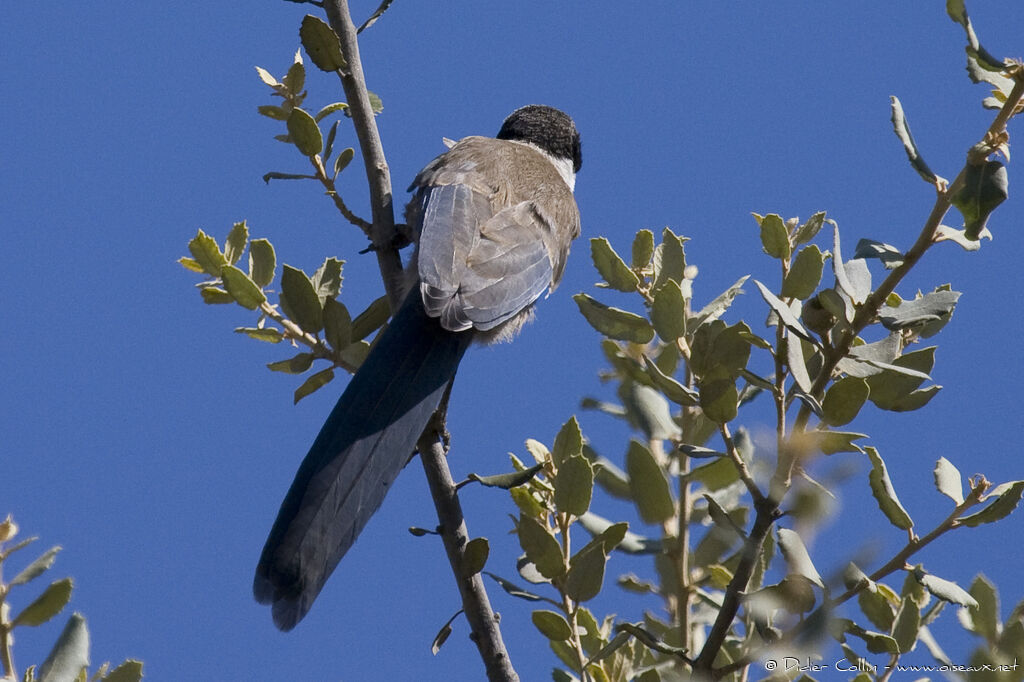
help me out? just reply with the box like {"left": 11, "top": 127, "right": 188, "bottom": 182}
{"left": 4, "top": 2, "right": 1023, "bottom": 680}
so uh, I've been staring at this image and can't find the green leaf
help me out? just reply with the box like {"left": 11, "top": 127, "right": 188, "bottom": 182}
{"left": 960, "top": 480, "right": 1024, "bottom": 526}
{"left": 621, "top": 382, "right": 680, "bottom": 440}
{"left": 782, "top": 245, "right": 825, "bottom": 299}
{"left": 323, "top": 298, "right": 352, "bottom": 351}
{"left": 952, "top": 160, "right": 1008, "bottom": 239}
{"left": 248, "top": 239, "right": 276, "bottom": 288}
{"left": 962, "top": 575, "right": 999, "bottom": 643}
{"left": 234, "top": 327, "right": 283, "bottom": 343}
{"left": 532, "top": 610, "right": 572, "bottom": 641}
{"left": 13, "top": 577, "right": 73, "bottom": 627}
{"left": 879, "top": 289, "right": 960, "bottom": 331}
{"left": 315, "top": 102, "right": 350, "bottom": 122}
{"left": 299, "top": 14, "right": 346, "bottom": 71}
{"left": 431, "top": 620, "right": 452, "bottom": 655}
{"left": 551, "top": 416, "right": 583, "bottom": 467}
{"left": 840, "top": 619, "right": 900, "bottom": 655}
{"left": 652, "top": 227, "right": 687, "bottom": 290}
{"left": 866, "top": 447, "right": 914, "bottom": 530}
{"left": 224, "top": 221, "right": 248, "bottom": 265}
{"left": 890, "top": 96, "right": 938, "bottom": 184}
{"left": 793, "top": 211, "right": 826, "bottom": 245}
{"left": 516, "top": 515, "right": 565, "bottom": 579}
{"left": 625, "top": 441, "right": 674, "bottom": 523}
{"left": 757, "top": 213, "right": 791, "bottom": 260}
{"left": 262, "top": 171, "right": 317, "bottom": 183}
{"left": 220, "top": 265, "right": 266, "bottom": 310}
{"left": 933, "top": 457, "right": 964, "bottom": 505}
{"left": 312, "top": 257, "right": 344, "bottom": 302}
{"left": 822, "top": 377, "right": 869, "bottom": 427}
{"left": 690, "top": 275, "right": 749, "bottom": 329}
{"left": 686, "top": 457, "right": 740, "bottom": 491}
{"left": 934, "top": 224, "right": 991, "bottom": 250}
{"left": 565, "top": 541, "right": 608, "bottom": 603}
{"left": 777, "top": 528, "right": 824, "bottom": 588}
{"left": 642, "top": 356, "right": 698, "bottom": 406}
{"left": 915, "top": 570, "right": 978, "bottom": 608}
{"left": 858, "top": 586, "right": 895, "bottom": 631}
{"left": 37, "top": 613, "right": 89, "bottom": 682}
{"left": 280, "top": 265, "right": 323, "bottom": 334}
{"left": 294, "top": 368, "right": 335, "bottom": 404}
{"left": 282, "top": 58, "right": 305, "bottom": 95}
{"left": 554, "top": 455, "right": 593, "bottom": 516}
{"left": 892, "top": 596, "right": 921, "bottom": 653}
{"left": 651, "top": 279, "right": 686, "bottom": 341}
{"left": 351, "top": 295, "right": 390, "bottom": 341}
{"left": 631, "top": 229, "right": 655, "bottom": 268}
{"left": 484, "top": 572, "right": 546, "bottom": 602}
{"left": 753, "top": 280, "right": 813, "bottom": 342}
{"left": 590, "top": 238, "right": 639, "bottom": 291}
{"left": 339, "top": 340, "right": 370, "bottom": 368}
{"left": 817, "top": 430, "right": 868, "bottom": 454}
{"left": 854, "top": 239, "right": 904, "bottom": 269}
{"left": 462, "top": 537, "right": 489, "bottom": 576}
{"left": 468, "top": 463, "right": 545, "bottom": 489}
{"left": 367, "top": 90, "right": 384, "bottom": 115}
{"left": 267, "top": 352, "right": 314, "bottom": 374}
{"left": 187, "top": 229, "right": 227, "bottom": 276}
{"left": 200, "top": 287, "right": 234, "bottom": 304}
{"left": 10, "top": 546, "right": 61, "bottom": 586}
{"left": 286, "top": 108, "right": 323, "bottom": 158}
{"left": 573, "top": 294, "right": 654, "bottom": 344}
{"left": 254, "top": 65, "right": 280, "bottom": 87}
{"left": 698, "top": 378, "right": 738, "bottom": 424}
{"left": 334, "top": 147, "right": 355, "bottom": 177}
{"left": 178, "top": 256, "right": 203, "bottom": 273}
{"left": 257, "top": 104, "right": 290, "bottom": 121}
{"left": 102, "top": 660, "right": 144, "bottom": 682}
{"left": 323, "top": 119, "right": 340, "bottom": 159}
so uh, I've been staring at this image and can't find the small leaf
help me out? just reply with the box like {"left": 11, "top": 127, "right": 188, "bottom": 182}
{"left": 934, "top": 224, "right": 991, "bottom": 250}
{"left": 551, "top": 416, "right": 584, "bottom": 467}
{"left": 351, "top": 295, "right": 391, "bottom": 341}
{"left": 631, "top": 229, "right": 655, "bottom": 268}
{"left": 652, "top": 227, "right": 687, "bottom": 290}
{"left": 294, "top": 368, "right": 335, "bottom": 404}
{"left": 323, "top": 298, "right": 352, "bottom": 351}
{"left": 753, "top": 280, "right": 813, "bottom": 342}
{"left": 757, "top": 213, "right": 791, "bottom": 260}
{"left": 532, "top": 610, "right": 572, "bottom": 641}
{"left": 483, "top": 572, "right": 546, "bottom": 602}
{"left": 257, "top": 104, "right": 290, "bottom": 121}
{"left": 13, "top": 577, "right": 73, "bottom": 627}
{"left": 650, "top": 280, "right": 686, "bottom": 341}
{"left": 323, "top": 119, "right": 340, "bottom": 159}
{"left": 312, "top": 257, "right": 344, "bottom": 302}
{"left": 462, "top": 537, "right": 489, "bottom": 576}
{"left": 626, "top": 441, "right": 674, "bottom": 523}
{"left": 573, "top": 294, "right": 654, "bottom": 344}
{"left": 591, "top": 238, "right": 639, "bottom": 292}
{"left": 916, "top": 570, "right": 978, "bottom": 608}
{"left": 961, "top": 575, "right": 999, "bottom": 643}
{"left": 698, "top": 378, "right": 738, "bottom": 424}
{"left": 817, "top": 430, "right": 868, "bottom": 454}
{"left": 338, "top": 341, "right": 368, "bottom": 370}
{"left": 10, "top": 546, "right": 61, "bottom": 586}
{"left": 866, "top": 447, "right": 914, "bottom": 530}
{"left": 37, "top": 613, "right": 89, "bottom": 682}
{"left": 879, "top": 290, "right": 960, "bottom": 331}
{"left": 777, "top": 528, "right": 825, "bottom": 588}
{"left": 890, "top": 96, "right": 938, "bottom": 184}
{"left": 200, "top": 287, "right": 233, "bottom": 304}
{"left": 102, "top": 660, "right": 144, "bottom": 682}
{"left": 793, "top": 211, "right": 826, "bottom": 245}
{"left": 235, "top": 327, "right": 283, "bottom": 344}
{"left": 554, "top": 455, "right": 594, "bottom": 516}
{"left": 822, "top": 377, "right": 869, "bottom": 427}
{"left": 334, "top": 147, "right": 355, "bottom": 177}
{"left": 690, "top": 275, "right": 749, "bottom": 329}
{"left": 267, "top": 352, "right": 314, "bottom": 374}
{"left": 248, "top": 239, "right": 276, "bottom": 288}
{"left": 431, "top": 621, "right": 452, "bottom": 655}
{"left": 187, "top": 229, "right": 227, "bottom": 276}
{"left": 933, "top": 457, "right": 964, "bottom": 505}
{"left": 468, "top": 463, "right": 545, "bottom": 489}
{"left": 960, "top": 480, "right": 1024, "bottom": 526}
{"left": 366, "top": 91, "right": 384, "bottom": 115}
{"left": 178, "top": 257, "right": 203, "bottom": 273}
{"left": 254, "top": 66, "right": 281, "bottom": 87}
{"left": 315, "top": 102, "right": 350, "bottom": 122}
{"left": 516, "top": 515, "right": 565, "bottom": 579}
{"left": 892, "top": 596, "right": 921, "bottom": 653}
{"left": 686, "top": 457, "right": 740, "bottom": 491}
{"left": 280, "top": 265, "right": 323, "bottom": 334}
{"left": 223, "top": 221, "right": 248, "bottom": 265}
{"left": 299, "top": 14, "right": 346, "bottom": 71}
{"left": 565, "top": 541, "right": 608, "bottom": 603}
{"left": 220, "top": 265, "right": 266, "bottom": 310}
{"left": 286, "top": 108, "right": 323, "bottom": 158}
{"left": 642, "top": 356, "right": 698, "bottom": 407}
{"left": 782, "top": 245, "right": 825, "bottom": 299}
{"left": 952, "top": 160, "right": 1008, "bottom": 239}
{"left": 854, "top": 239, "right": 904, "bottom": 269}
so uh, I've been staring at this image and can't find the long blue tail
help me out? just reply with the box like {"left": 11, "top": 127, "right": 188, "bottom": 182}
{"left": 254, "top": 291, "right": 472, "bottom": 630}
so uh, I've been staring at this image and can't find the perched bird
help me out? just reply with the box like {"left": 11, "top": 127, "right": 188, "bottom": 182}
{"left": 254, "top": 105, "right": 582, "bottom": 631}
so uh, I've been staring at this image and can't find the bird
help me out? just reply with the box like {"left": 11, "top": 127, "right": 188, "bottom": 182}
{"left": 254, "top": 105, "right": 582, "bottom": 631}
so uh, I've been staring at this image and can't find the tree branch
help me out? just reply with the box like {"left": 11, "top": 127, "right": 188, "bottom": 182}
{"left": 317, "top": 3, "right": 516, "bottom": 678}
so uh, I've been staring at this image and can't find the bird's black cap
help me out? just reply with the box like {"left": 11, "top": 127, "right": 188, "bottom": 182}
{"left": 497, "top": 105, "right": 582, "bottom": 173}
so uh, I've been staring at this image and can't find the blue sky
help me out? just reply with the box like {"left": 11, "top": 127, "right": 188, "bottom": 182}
{"left": 4, "top": 2, "right": 1024, "bottom": 680}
